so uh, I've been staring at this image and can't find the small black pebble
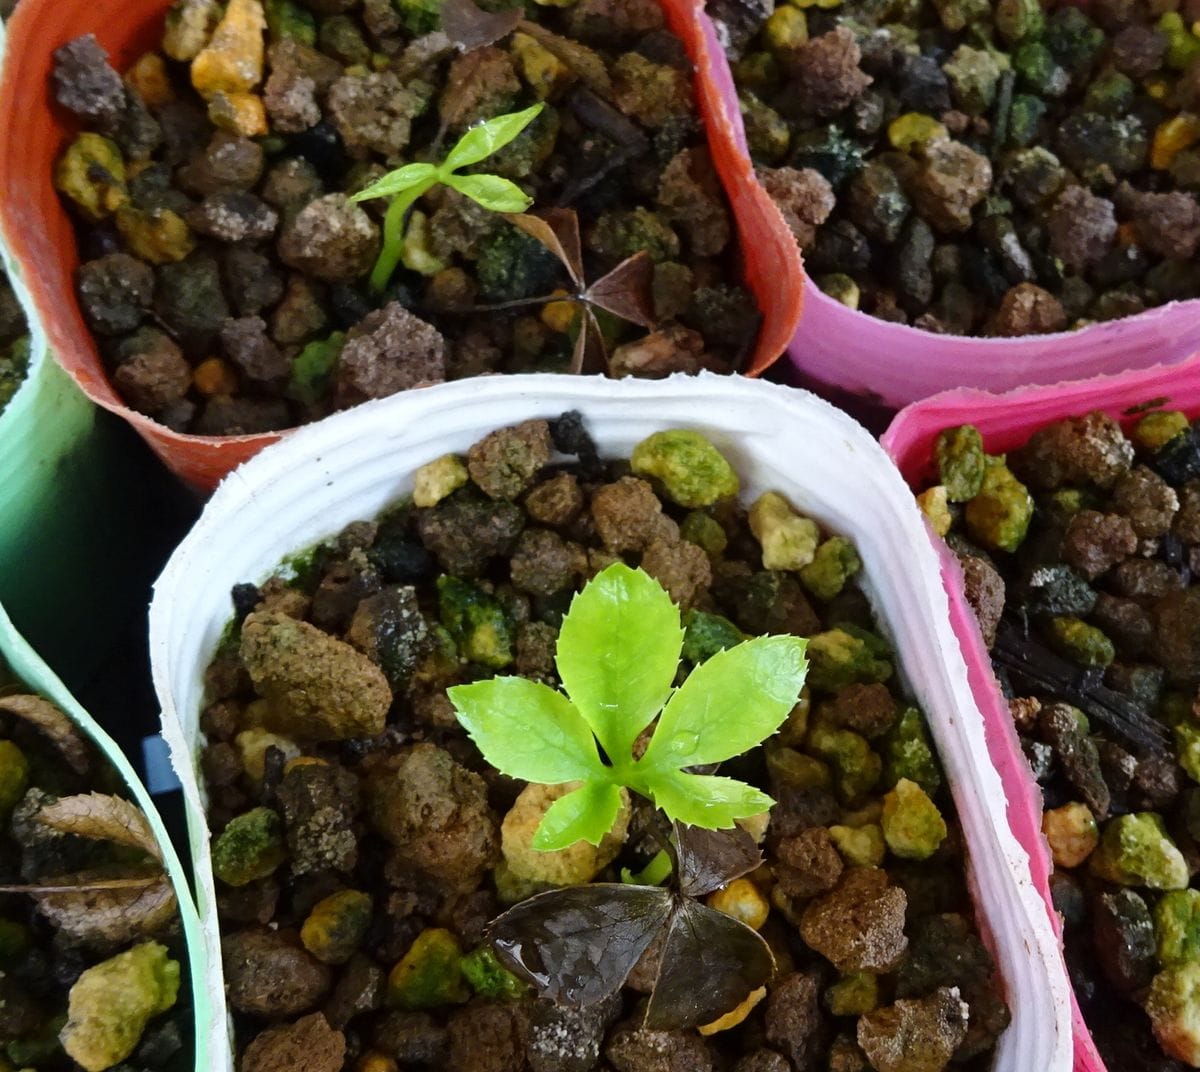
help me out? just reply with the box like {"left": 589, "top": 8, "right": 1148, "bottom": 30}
{"left": 231, "top": 582, "right": 261, "bottom": 622}
{"left": 549, "top": 410, "right": 600, "bottom": 471}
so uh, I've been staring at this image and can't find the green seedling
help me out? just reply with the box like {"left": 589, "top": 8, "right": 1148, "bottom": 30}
{"left": 448, "top": 562, "right": 808, "bottom": 851}
{"left": 350, "top": 103, "right": 544, "bottom": 294}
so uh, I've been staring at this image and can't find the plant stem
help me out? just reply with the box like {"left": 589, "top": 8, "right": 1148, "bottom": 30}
{"left": 369, "top": 176, "right": 439, "bottom": 295}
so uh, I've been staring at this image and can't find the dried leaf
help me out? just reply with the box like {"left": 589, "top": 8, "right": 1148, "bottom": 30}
{"left": 508, "top": 209, "right": 584, "bottom": 286}
{"left": 672, "top": 823, "right": 763, "bottom": 898}
{"left": 0, "top": 694, "right": 91, "bottom": 775}
{"left": 441, "top": 0, "right": 521, "bottom": 51}
{"left": 571, "top": 308, "right": 608, "bottom": 376}
{"left": 490, "top": 883, "right": 673, "bottom": 1007}
{"left": 515, "top": 22, "right": 612, "bottom": 98}
{"left": 643, "top": 898, "right": 774, "bottom": 1030}
{"left": 30, "top": 869, "right": 177, "bottom": 946}
{"left": 584, "top": 251, "right": 656, "bottom": 329}
{"left": 37, "top": 794, "right": 163, "bottom": 864}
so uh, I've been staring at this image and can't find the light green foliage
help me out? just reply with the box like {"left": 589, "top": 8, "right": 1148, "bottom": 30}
{"left": 881, "top": 707, "right": 942, "bottom": 794}
{"left": 448, "top": 563, "right": 808, "bottom": 851}
{"left": 1090, "top": 813, "right": 1190, "bottom": 890}
{"left": 881, "top": 777, "right": 947, "bottom": 860}
{"left": 461, "top": 945, "right": 529, "bottom": 1000}
{"left": 437, "top": 575, "right": 514, "bottom": 669}
{"left": 1156, "top": 890, "right": 1200, "bottom": 967}
{"left": 621, "top": 849, "right": 673, "bottom": 886}
{"left": 799, "top": 536, "right": 862, "bottom": 601}
{"left": 287, "top": 331, "right": 346, "bottom": 407}
{"left": 806, "top": 627, "right": 893, "bottom": 693}
{"left": 211, "top": 806, "right": 286, "bottom": 887}
{"left": 1148, "top": 962, "right": 1200, "bottom": 1065}
{"left": 682, "top": 609, "right": 745, "bottom": 664}
{"left": 630, "top": 430, "right": 740, "bottom": 509}
{"left": 936, "top": 424, "right": 987, "bottom": 502}
{"left": 965, "top": 459, "right": 1033, "bottom": 553}
{"left": 350, "top": 104, "right": 544, "bottom": 293}
{"left": 388, "top": 928, "right": 470, "bottom": 1010}
{"left": 807, "top": 725, "right": 882, "bottom": 804}
{"left": 0, "top": 740, "right": 29, "bottom": 819}
{"left": 61, "top": 942, "right": 180, "bottom": 1072}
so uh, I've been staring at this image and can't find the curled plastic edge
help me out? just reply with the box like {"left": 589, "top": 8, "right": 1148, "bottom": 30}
{"left": 0, "top": 599, "right": 213, "bottom": 1072}
{"left": 696, "top": 8, "right": 1200, "bottom": 408}
{"left": 0, "top": 0, "right": 802, "bottom": 493}
{"left": 881, "top": 347, "right": 1200, "bottom": 1072}
{"left": 149, "top": 371, "right": 1073, "bottom": 1072}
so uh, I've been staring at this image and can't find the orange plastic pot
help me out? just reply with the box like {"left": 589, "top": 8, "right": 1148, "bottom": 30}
{"left": 0, "top": 0, "right": 803, "bottom": 494}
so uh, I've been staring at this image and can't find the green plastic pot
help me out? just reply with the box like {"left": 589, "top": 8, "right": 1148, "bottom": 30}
{"left": 0, "top": 598, "right": 213, "bottom": 1071}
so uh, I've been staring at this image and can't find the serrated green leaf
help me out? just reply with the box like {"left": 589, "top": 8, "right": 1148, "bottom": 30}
{"left": 533, "top": 782, "right": 624, "bottom": 851}
{"left": 641, "top": 635, "right": 807, "bottom": 772}
{"left": 448, "top": 677, "right": 604, "bottom": 784}
{"left": 556, "top": 562, "right": 684, "bottom": 764}
{"left": 442, "top": 103, "right": 544, "bottom": 172}
{"left": 647, "top": 770, "right": 774, "bottom": 829}
{"left": 348, "top": 162, "right": 438, "bottom": 203}
{"left": 443, "top": 173, "right": 533, "bottom": 213}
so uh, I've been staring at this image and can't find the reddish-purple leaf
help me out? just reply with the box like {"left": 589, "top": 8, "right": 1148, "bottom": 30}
{"left": 643, "top": 898, "right": 774, "bottom": 1030}
{"left": 489, "top": 883, "right": 673, "bottom": 1007}
{"left": 584, "top": 251, "right": 656, "bottom": 329}
{"left": 441, "top": 0, "right": 521, "bottom": 51}
{"left": 508, "top": 210, "right": 584, "bottom": 286}
{"left": 572, "top": 308, "right": 608, "bottom": 376}
{"left": 673, "top": 823, "right": 763, "bottom": 898}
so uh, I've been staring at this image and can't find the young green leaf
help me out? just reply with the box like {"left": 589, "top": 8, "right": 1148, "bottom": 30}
{"left": 448, "top": 676, "right": 605, "bottom": 784}
{"left": 640, "top": 635, "right": 807, "bottom": 771}
{"left": 348, "top": 162, "right": 438, "bottom": 204}
{"left": 648, "top": 770, "right": 774, "bottom": 829}
{"left": 444, "top": 173, "right": 533, "bottom": 213}
{"left": 555, "top": 562, "right": 684, "bottom": 763}
{"left": 533, "top": 781, "right": 625, "bottom": 851}
{"left": 442, "top": 103, "right": 545, "bottom": 172}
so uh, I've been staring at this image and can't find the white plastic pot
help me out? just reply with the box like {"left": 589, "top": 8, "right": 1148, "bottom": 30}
{"left": 150, "top": 372, "right": 1073, "bottom": 1072}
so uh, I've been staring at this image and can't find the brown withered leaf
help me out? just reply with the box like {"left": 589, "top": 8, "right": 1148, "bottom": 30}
{"left": 0, "top": 694, "right": 91, "bottom": 775}
{"left": 672, "top": 823, "right": 763, "bottom": 898}
{"left": 25, "top": 868, "right": 177, "bottom": 946}
{"left": 441, "top": 0, "right": 521, "bottom": 52}
{"left": 37, "top": 793, "right": 163, "bottom": 864}
{"left": 584, "top": 251, "right": 656, "bottom": 329}
{"left": 515, "top": 21, "right": 612, "bottom": 98}
{"left": 509, "top": 209, "right": 584, "bottom": 286}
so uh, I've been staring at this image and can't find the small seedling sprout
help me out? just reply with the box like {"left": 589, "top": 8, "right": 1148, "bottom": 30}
{"left": 350, "top": 103, "right": 545, "bottom": 294}
{"left": 448, "top": 562, "right": 808, "bottom": 851}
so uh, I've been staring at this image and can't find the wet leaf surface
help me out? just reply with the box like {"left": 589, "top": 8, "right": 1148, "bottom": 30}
{"left": 0, "top": 694, "right": 91, "bottom": 775}
{"left": 441, "top": 0, "right": 521, "bottom": 52}
{"left": 673, "top": 823, "right": 762, "bottom": 898}
{"left": 644, "top": 897, "right": 774, "bottom": 1030}
{"left": 37, "top": 793, "right": 163, "bottom": 863}
{"left": 489, "top": 883, "right": 672, "bottom": 1007}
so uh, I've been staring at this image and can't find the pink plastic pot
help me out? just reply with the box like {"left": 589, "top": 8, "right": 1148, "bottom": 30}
{"left": 0, "top": 0, "right": 802, "bottom": 493}
{"left": 700, "top": 10, "right": 1200, "bottom": 408}
{"left": 882, "top": 349, "right": 1200, "bottom": 1072}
